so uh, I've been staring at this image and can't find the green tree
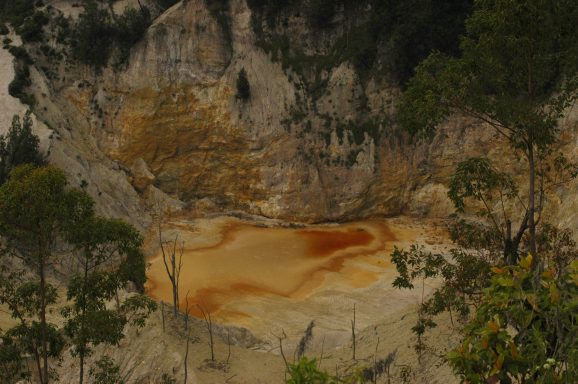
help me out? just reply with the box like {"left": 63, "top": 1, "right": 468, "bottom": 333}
{"left": 0, "top": 165, "right": 88, "bottom": 384}
{"left": 61, "top": 185, "right": 154, "bottom": 384}
{"left": 63, "top": 214, "right": 145, "bottom": 384}
{"left": 72, "top": 0, "right": 114, "bottom": 70}
{"left": 236, "top": 68, "right": 251, "bottom": 101}
{"left": 0, "top": 111, "right": 45, "bottom": 184}
{"left": 397, "top": 0, "right": 578, "bottom": 264}
{"left": 447, "top": 256, "right": 578, "bottom": 383}
{"left": 0, "top": 165, "right": 156, "bottom": 383}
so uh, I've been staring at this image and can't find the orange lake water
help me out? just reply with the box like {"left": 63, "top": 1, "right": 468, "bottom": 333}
{"left": 145, "top": 219, "right": 400, "bottom": 321}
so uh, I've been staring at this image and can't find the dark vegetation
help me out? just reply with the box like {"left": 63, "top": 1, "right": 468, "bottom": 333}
{"left": 236, "top": 68, "right": 251, "bottom": 100}
{"left": 72, "top": 0, "right": 151, "bottom": 71}
{"left": 0, "top": 111, "right": 45, "bottom": 185}
{"left": 247, "top": 0, "right": 473, "bottom": 86}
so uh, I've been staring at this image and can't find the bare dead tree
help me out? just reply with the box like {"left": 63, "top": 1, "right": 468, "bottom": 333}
{"left": 159, "top": 225, "right": 184, "bottom": 315}
{"left": 183, "top": 291, "right": 193, "bottom": 383}
{"left": 198, "top": 304, "right": 215, "bottom": 361}
{"left": 226, "top": 329, "right": 231, "bottom": 365}
{"left": 184, "top": 330, "right": 190, "bottom": 384}
{"left": 351, "top": 303, "right": 356, "bottom": 361}
{"left": 272, "top": 330, "right": 289, "bottom": 374}
{"left": 373, "top": 337, "right": 380, "bottom": 384}
{"left": 161, "top": 301, "right": 165, "bottom": 333}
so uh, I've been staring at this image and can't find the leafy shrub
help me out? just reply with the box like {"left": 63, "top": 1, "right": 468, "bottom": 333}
{"left": 0, "top": 111, "right": 45, "bottom": 184}
{"left": 8, "top": 64, "right": 31, "bottom": 101}
{"left": 287, "top": 357, "right": 333, "bottom": 384}
{"left": 16, "top": 10, "right": 48, "bottom": 42}
{"left": 447, "top": 256, "right": 578, "bottom": 383}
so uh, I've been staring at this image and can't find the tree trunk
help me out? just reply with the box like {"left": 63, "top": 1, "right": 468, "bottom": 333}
{"left": 79, "top": 255, "right": 89, "bottom": 384}
{"left": 79, "top": 353, "right": 85, "bottom": 384}
{"left": 528, "top": 142, "right": 537, "bottom": 257}
{"left": 39, "top": 249, "right": 49, "bottom": 384}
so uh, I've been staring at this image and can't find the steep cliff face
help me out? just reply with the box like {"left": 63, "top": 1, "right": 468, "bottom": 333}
{"left": 8, "top": 0, "right": 578, "bottom": 227}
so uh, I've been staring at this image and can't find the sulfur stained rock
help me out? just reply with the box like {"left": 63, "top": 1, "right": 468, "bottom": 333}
{"left": 130, "top": 157, "right": 156, "bottom": 192}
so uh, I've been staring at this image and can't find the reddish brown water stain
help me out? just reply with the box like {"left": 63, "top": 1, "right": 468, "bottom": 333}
{"left": 299, "top": 228, "right": 374, "bottom": 257}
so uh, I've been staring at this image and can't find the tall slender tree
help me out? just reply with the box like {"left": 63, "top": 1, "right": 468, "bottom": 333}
{"left": 0, "top": 165, "right": 88, "bottom": 383}
{"left": 398, "top": 0, "right": 578, "bottom": 265}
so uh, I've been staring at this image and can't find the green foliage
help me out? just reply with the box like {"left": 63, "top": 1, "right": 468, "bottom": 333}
{"left": 447, "top": 256, "right": 578, "bottom": 383}
{"left": 287, "top": 357, "right": 334, "bottom": 384}
{"left": 448, "top": 158, "right": 517, "bottom": 213}
{"left": 120, "top": 294, "right": 157, "bottom": 328}
{"left": 391, "top": 244, "right": 492, "bottom": 354}
{"left": 16, "top": 10, "right": 48, "bottom": 43}
{"left": 0, "top": 165, "right": 88, "bottom": 382}
{"left": 89, "top": 356, "right": 125, "bottom": 384}
{"left": 0, "top": 0, "right": 36, "bottom": 30}
{"left": 0, "top": 112, "right": 45, "bottom": 185}
{"left": 236, "top": 68, "right": 251, "bottom": 100}
{"left": 72, "top": 1, "right": 152, "bottom": 70}
{"left": 0, "top": 165, "right": 73, "bottom": 246}
{"left": 0, "top": 333, "right": 29, "bottom": 383}
{"left": 380, "top": 0, "right": 473, "bottom": 85}
{"left": 72, "top": 1, "right": 113, "bottom": 70}
{"left": 63, "top": 212, "right": 152, "bottom": 380}
{"left": 398, "top": 0, "right": 578, "bottom": 143}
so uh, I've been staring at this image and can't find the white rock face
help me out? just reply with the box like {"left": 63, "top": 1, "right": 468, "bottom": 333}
{"left": 9, "top": 0, "right": 578, "bottom": 230}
